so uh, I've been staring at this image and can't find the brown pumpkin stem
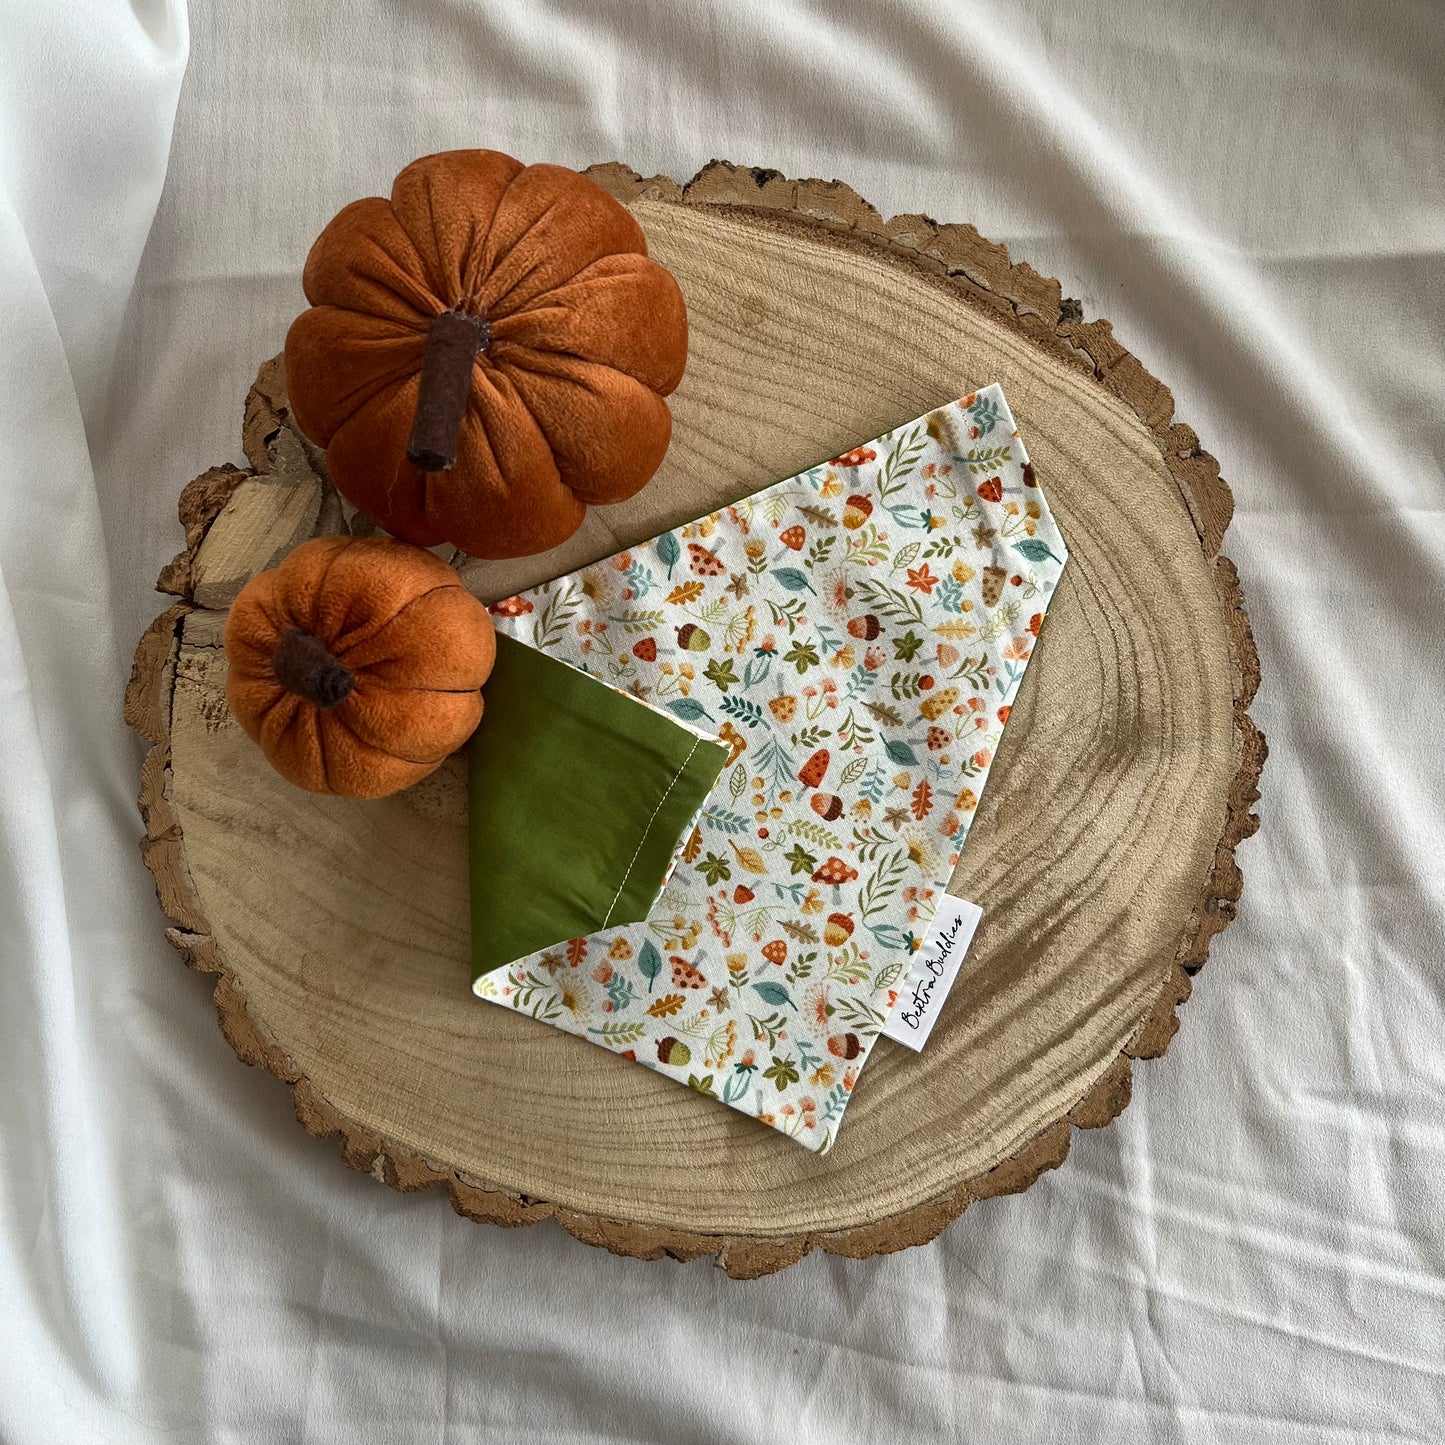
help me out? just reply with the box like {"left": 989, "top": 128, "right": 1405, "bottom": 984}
{"left": 272, "top": 628, "right": 355, "bottom": 709}
{"left": 406, "top": 309, "right": 490, "bottom": 471}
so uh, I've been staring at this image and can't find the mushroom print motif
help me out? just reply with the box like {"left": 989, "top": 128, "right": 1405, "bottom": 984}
{"left": 475, "top": 384, "right": 1070, "bottom": 1152}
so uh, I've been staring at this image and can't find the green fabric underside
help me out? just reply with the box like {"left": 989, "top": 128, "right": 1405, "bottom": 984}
{"left": 469, "top": 633, "right": 728, "bottom": 980}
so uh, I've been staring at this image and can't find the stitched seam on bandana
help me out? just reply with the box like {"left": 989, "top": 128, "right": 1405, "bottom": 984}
{"left": 601, "top": 738, "right": 703, "bottom": 929}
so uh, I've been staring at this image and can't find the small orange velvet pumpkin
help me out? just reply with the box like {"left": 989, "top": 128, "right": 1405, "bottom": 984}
{"left": 284, "top": 149, "right": 689, "bottom": 560}
{"left": 223, "top": 536, "right": 496, "bottom": 798}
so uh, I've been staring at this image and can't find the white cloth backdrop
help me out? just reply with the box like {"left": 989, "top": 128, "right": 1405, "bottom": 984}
{"left": 2, "top": 1, "right": 1442, "bottom": 1440}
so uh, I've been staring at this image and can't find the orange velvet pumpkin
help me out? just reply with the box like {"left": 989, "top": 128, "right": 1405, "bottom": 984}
{"left": 223, "top": 536, "right": 496, "bottom": 798}
{"left": 283, "top": 149, "right": 689, "bottom": 560}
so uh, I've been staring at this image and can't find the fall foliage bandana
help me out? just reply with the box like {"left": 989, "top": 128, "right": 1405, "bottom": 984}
{"left": 474, "top": 385, "right": 1069, "bottom": 1152}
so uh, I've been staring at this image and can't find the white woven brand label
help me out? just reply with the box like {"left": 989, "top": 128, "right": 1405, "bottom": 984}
{"left": 881, "top": 896, "right": 983, "bottom": 1052}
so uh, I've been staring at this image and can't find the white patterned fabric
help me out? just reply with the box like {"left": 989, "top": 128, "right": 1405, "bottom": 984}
{"left": 478, "top": 385, "right": 1068, "bottom": 1150}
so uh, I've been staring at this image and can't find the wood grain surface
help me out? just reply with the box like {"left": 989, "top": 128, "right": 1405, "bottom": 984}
{"left": 125, "top": 162, "right": 1264, "bottom": 1277}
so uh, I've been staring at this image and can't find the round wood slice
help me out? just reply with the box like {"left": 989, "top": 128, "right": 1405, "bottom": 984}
{"left": 125, "top": 162, "right": 1264, "bottom": 1278}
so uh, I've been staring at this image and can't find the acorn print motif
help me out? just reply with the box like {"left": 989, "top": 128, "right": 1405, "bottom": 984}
{"left": 473, "top": 382, "right": 1070, "bottom": 1156}
{"left": 657, "top": 1037, "right": 691, "bottom": 1066}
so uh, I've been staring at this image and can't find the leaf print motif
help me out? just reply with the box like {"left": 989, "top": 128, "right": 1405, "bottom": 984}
{"left": 782, "top": 640, "right": 820, "bottom": 674}
{"left": 877, "top": 427, "right": 927, "bottom": 497}
{"left": 704, "top": 657, "right": 740, "bottom": 692}
{"left": 753, "top": 981, "right": 796, "bottom": 1010}
{"left": 701, "top": 805, "right": 751, "bottom": 835}
{"left": 1014, "top": 538, "right": 1064, "bottom": 564}
{"left": 934, "top": 618, "right": 979, "bottom": 640}
{"left": 966, "top": 392, "right": 1003, "bottom": 434}
{"left": 779, "top": 918, "right": 821, "bottom": 944}
{"left": 859, "top": 850, "right": 909, "bottom": 920}
{"left": 588, "top": 1020, "right": 647, "bottom": 1045}
{"left": 872, "top": 959, "right": 906, "bottom": 990}
{"left": 610, "top": 608, "right": 665, "bottom": 632}
{"left": 646, "top": 993, "right": 686, "bottom": 1019}
{"left": 752, "top": 736, "right": 796, "bottom": 789}
{"left": 604, "top": 971, "right": 637, "bottom": 1012}
{"left": 837, "top": 708, "right": 875, "bottom": 751}
{"left": 787, "top": 817, "right": 842, "bottom": 850}
{"left": 833, "top": 995, "right": 887, "bottom": 1030}
{"left": 855, "top": 576, "right": 924, "bottom": 625}
{"left": 729, "top": 842, "right": 769, "bottom": 874}
{"left": 773, "top": 567, "right": 815, "bottom": 595}
{"left": 911, "top": 778, "right": 934, "bottom": 820}
{"left": 935, "top": 578, "right": 967, "bottom": 613}
{"left": 667, "top": 581, "right": 705, "bottom": 605}
{"left": 719, "top": 694, "right": 766, "bottom": 728}
{"left": 699, "top": 852, "right": 732, "bottom": 885}
{"left": 637, "top": 940, "right": 663, "bottom": 992}
{"left": 891, "top": 541, "right": 921, "bottom": 572}
{"left": 666, "top": 698, "right": 712, "bottom": 722}
{"left": 656, "top": 530, "right": 680, "bottom": 577}
{"left": 962, "top": 446, "right": 1013, "bottom": 474}
{"left": 534, "top": 588, "right": 581, "bottom": 650}
{"left": 892, "top": 629, "right": 925, "bottom": 660}
{"left": 862, "top": 699, "right": 904, "bottom": 727}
